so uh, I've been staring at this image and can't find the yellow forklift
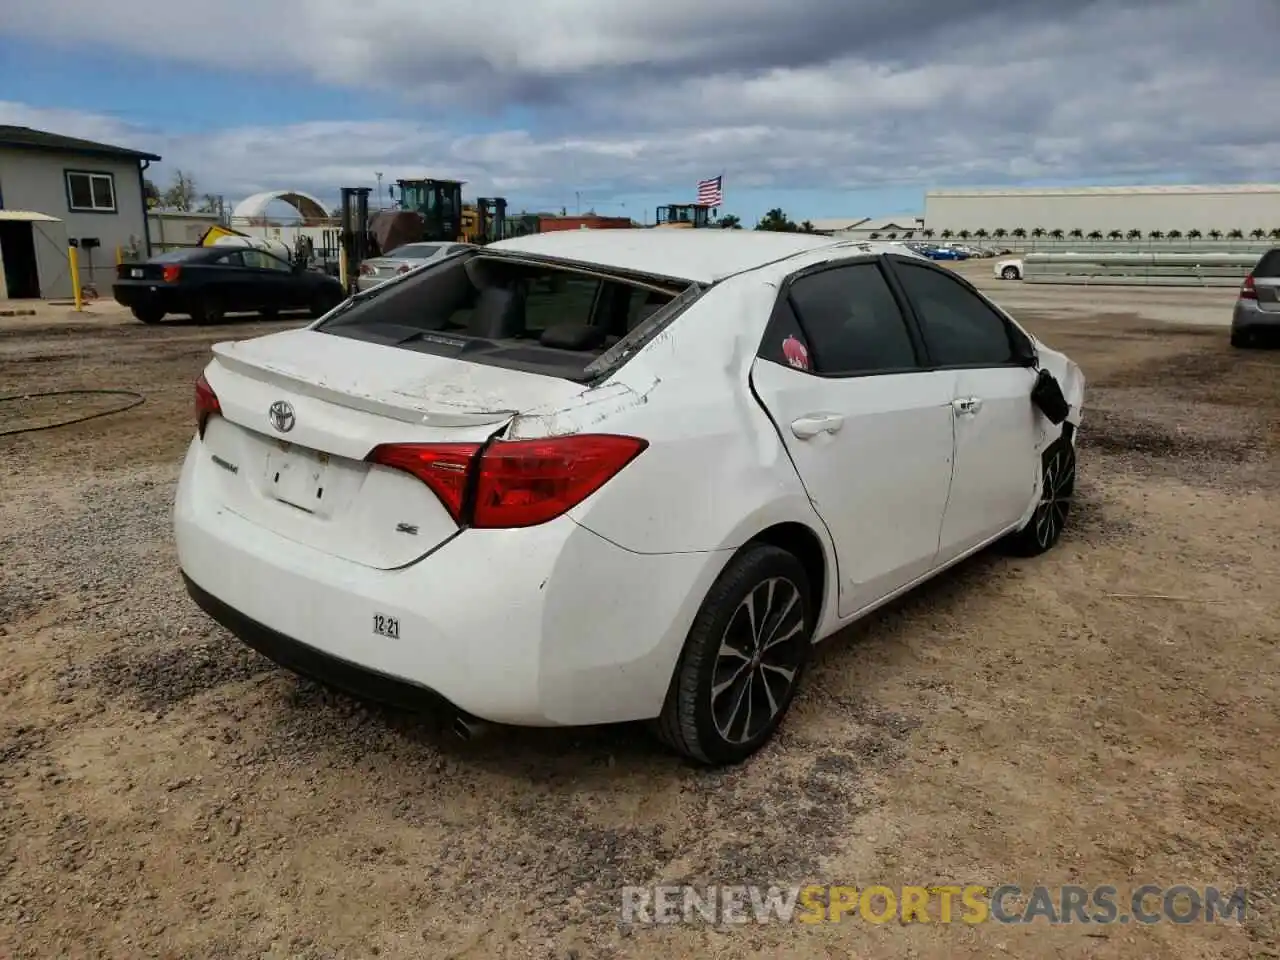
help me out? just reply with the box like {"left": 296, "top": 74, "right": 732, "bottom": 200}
{"left": 655, "top": 203, "right": 713, "bottom": 228}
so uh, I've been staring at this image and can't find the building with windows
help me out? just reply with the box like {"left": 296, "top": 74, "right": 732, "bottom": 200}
{"left": 0, "top": 125, "right": 160, "bottom": 298}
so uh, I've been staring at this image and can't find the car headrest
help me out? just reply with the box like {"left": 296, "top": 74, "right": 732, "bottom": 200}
{"left": 467, "top": 284, "right": 526, "bottom": 339}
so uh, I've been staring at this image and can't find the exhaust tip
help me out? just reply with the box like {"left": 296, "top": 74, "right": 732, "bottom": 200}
{"left": 452, "top": 714, "right": 487, "bottom": 741}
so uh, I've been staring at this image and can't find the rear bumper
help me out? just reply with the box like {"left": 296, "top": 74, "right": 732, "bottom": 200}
{"left": 112, "top": 282, "right": 189, "bottom": 312}
{"left": 174, "top": 437, "right": 727, "bottom": 726}
{"left": 1232, "top": 299, "right": 1280, "bottom": 331}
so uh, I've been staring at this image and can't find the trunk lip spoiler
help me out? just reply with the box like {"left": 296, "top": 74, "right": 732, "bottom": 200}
{"left": 209, "top": 343, "right": 520, "bottom": 428}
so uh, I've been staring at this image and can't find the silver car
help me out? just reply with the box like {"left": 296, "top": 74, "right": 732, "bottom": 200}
{"left": 1232, "top": 248, "right": 1279, "bottom": 348}
{"left": 356, "top": 242, "right": 474, "bottom": 291}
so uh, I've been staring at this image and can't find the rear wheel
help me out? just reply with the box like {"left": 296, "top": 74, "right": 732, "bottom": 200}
{"left": 190, "top": 296, "right": 225, "bottom": 325}
{"left": 310, "top": 290, "right": 344, "bottom": 319}
{"left": 1001, "top": 266, "right": 1020, "bottom": 280}
{"left": 1006, "top": 434, "right": 1076, "bottom": 557}
{"left": 131, "top": 306, "right": 164, "bottom": 325}
{"left": 654, "top": 544, "right": 814, "bottom": 766}
{"left": 1230, "top": 327, "right": 1255, "bottom": 349}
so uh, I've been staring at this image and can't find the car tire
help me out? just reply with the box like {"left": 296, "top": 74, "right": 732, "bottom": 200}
{"left": 1006, "top": 431, "right": 1076, "bottom": 557}
{"left": 130, "top": 306, "right": 164, "bottom": 325}
{"left": 1230, "top": 327, "right": 1255, "bottom": 349}
{"left": 654, "top": 544, "right": 814, "bottom": 766}
{"left": 190, "top": 297, "right": 225, "bottom": 325}
{"left": 1001, "top": 266, "right": 1020, "bottom": 280}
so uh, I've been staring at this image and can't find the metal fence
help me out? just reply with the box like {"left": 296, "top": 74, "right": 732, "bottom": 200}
{"left": 987, "top": 238, "right": 1272, "bottom": 256}
{"left": 1021, "top": 252, "right": 1258, "bottom": 286}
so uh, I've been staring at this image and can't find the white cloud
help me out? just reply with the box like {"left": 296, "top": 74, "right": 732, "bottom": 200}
{"left": 2, "top": 0, "right": 1279, "bottom": 216}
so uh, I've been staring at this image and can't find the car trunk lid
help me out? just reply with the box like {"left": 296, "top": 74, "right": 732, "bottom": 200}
{"left": 198, "top": 328, "right": 587, "bottom": 569}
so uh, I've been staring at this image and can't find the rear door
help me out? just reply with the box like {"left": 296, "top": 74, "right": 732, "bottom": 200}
{"left": 1252, "top": 249, "right": 1280, "bottom": 313}
{"left": 885, "top": 255, "right": 1040, "bottom": 563}
{"left": 749, "top": 257, "right": 957, "bottom": 618}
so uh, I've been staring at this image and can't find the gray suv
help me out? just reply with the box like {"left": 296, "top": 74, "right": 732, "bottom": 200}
{"left": 1232, "top": 248, "right": 1280, "bottom": 348}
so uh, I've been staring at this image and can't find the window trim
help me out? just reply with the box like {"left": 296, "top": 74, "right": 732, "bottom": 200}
{"left": 882, "top": 254, "right": 1031, "bottom": 371}
{"left": 64, "top": 169, "right": 118, "bottom": 214}
{"left": 756, "top": 254, "right": 930, "bottom": 380}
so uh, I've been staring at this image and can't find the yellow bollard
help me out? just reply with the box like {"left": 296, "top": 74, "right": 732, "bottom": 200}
{"left": 115, "top": 245, "right": 123, "bottom": 266}
{"left": 69, "top": 245, "right": 83, "bottom": 312}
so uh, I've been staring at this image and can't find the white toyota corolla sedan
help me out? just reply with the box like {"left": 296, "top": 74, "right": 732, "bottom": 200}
{"left": 176, "top": 230, "right": 1084, "bottom": 766}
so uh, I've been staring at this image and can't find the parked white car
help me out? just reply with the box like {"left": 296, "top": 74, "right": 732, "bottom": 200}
{"left": 356, "top": 241, "right": 475, "bottom": 291}
{"left": 177, "top": 230, "right": 1084, "bottom": 765}
{"left": 995, "top": 257, "right": 1024, "bottom": 280}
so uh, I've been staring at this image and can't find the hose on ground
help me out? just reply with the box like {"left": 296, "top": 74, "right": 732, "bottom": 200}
{"left": 0, "top": 389, "right": 146, "bottom": 437}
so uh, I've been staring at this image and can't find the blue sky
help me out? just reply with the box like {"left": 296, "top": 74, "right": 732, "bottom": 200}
{"left": 1, "top": 0, "right": 1276, "bottom": 226}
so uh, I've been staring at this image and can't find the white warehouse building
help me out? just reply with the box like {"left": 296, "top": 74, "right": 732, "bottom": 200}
{"left": 924, "top": 184, "right": 1280, "bottom": 236}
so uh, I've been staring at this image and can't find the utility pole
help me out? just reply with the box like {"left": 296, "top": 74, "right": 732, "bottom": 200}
{"left": 375, "top": 172, "right": 384, "bottom": 209}
{"left": 575, "top": 191, "right": 581, "bottom": 215}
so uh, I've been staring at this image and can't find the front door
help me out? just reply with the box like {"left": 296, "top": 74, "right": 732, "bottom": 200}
{"left": 749, "top": 258, "right": 956, "bottom": 618}
{"left": 885, "top": 256, "right": 1041, "bottom": 563}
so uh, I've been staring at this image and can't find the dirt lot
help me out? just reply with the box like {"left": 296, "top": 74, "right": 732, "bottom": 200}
{"left": 2, "top": 273, "right": 1278, "bottom": 959}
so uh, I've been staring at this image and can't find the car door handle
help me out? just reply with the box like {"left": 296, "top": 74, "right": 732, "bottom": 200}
{"left": 952, "top": 397, "right": 983, "bottom": 416}
{"left": 791, "top": 414, "right": 845, "bottom": 439}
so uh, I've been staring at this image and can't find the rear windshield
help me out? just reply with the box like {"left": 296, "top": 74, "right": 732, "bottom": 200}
{"left": 1254, "top": 249, "right": 1280, "bottom": 277}
{"left": 316, "top": 252, "right": 698, "bottom": 382}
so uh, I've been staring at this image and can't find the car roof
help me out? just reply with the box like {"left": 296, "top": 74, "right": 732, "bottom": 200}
{"left": 486, "top": 229, "right": 898, "bottom": 284}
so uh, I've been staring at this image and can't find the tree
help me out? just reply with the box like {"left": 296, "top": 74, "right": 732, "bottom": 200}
{"left": 940, "top": 229, "right": 954, "bottom": 239}
{"left": 1011, "top": 227, "right": 1027, "bottom": 238}
{"left": 885, "top": 232, "right": 897, "bottom": 239}
{"left": 1031, "top": 227, "right": 1046, "bottom": 238}
{"left": 1227, "top": 229, "right": 1244, "bottom": 239}
{"left": 1049, "top": 229, "right": 1064, "bottom": 239}
{"left": 800, "top": 220, "right": 815, "bottom": 233}
{"left": 1208, "top": 229, "right": 1222, "bottom": 240}
{"left": 197, "top": 194, "right": 223, "bottom": 216}
{"left": 754, "top": 208, "right": 798, "bottom": 232}
{"left": 993, "top": 228, "right": 1007, "bottom": 239}
{"left": 1167, "top": 229, "right": 1182, "bottom": 239}
{"left": 1188, "top": 229, "right": 1203, "bottom": 239}
{"left": 1126, "top": 229, "right": 1142, "bottom": 240}
{"left": 1088, "top": 230, "right": 1103, "bottom": 240}
{"left": 143, "top": 178, "right": 161, "bottom": 209}
{"left": 958, "top": 229, "right": 971, "bottom": 240}
{"left": 718, "top": 214, "right": 742, "bottom": 229}
{"left": 1250, "top": 228, "right": 1266, "bottom": 239}
{"left": 1148, "top": 230, "right": 1163, "bottom": 239}
{"left": 869, "top": 232, "right": 881, "bottom": 239}
{"left": 974, "top": 228, "right": 988, "bottom": 240}
{"left": 921, "top": 229, "right": 935, "bottom": 239}
{"left": 162, "top": 169, "right": 198, "bottom": 211}
{"left": 1068, "top": 229, "right": 1083, "bottom": 239}
{"left": 1107, "top": 230, "right": 1123, "bottom": 239}
{"left": 1270, "top": 228, "right": 1280, "bottom": 240}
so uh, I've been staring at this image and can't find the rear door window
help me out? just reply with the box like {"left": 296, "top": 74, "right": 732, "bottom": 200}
{"left": 890, "top": 260, "right": 1016, "bottom": 367}
{"left": 777, "top": 262, "right": 919, "bottom": 375}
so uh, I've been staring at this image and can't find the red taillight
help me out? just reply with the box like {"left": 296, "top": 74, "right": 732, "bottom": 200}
{"left": 195, "top": 373, "right": 221, "bottom": 436}
{"left": 1240, "top": 274, "right": 1257, "bottom": 300}
{"left": 162, "top": 264, "right": 181, "bottom": 283}
{"left": 366, "top": 442, "right": 482, "bottom": 523}
{"left": 366, "top": 434, "right": 647, "bottom": 528}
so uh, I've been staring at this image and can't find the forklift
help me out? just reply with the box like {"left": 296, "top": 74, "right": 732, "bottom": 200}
{"left": 655, "top": 203, "right": 713, "bottom": 228}
{"left": 475, "top": 197, "right": 507, "bottom": 244}
{"left": 338, "top": 186, "right": 374, "bottom": 294}
{"left": 390, "top": 178, "right": 465, "bottom": 241}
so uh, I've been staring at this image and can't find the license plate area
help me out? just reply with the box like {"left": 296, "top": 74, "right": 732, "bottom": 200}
{"left": 130, "top": 268, "right": 144, "bottom": 278}
{"left": 264, "top": 441, "right": 331, "bottom": 514}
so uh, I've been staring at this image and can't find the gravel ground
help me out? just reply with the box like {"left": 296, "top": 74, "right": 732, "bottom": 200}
{"left": 1, "top": 279, "right": 1278, "bottom": 959}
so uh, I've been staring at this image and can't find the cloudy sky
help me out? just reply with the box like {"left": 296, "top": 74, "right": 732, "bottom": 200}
{"left": 1, "top": 0, "right": 1277, "bottom": 224}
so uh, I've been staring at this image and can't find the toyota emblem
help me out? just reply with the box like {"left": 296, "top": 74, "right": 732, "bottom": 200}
{"left": 268, "top": 400, "right": 296, "bottom": 433}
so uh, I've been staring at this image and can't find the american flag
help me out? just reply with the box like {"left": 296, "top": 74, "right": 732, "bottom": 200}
{"left": 696, "top": 175, "right": 723, "bottom": 207}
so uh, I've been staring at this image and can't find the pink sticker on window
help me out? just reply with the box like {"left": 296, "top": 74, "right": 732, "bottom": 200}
{"left": 782, "top": 335, "right": 810, "bottom": 370}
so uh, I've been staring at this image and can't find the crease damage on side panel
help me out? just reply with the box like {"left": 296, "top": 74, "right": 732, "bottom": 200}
{"left": 506, "top": 378, "right": 661, "bottom": 438}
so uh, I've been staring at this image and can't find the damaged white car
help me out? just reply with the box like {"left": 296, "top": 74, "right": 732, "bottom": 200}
{"left": 176, "top": 230, "right": 1084, "bottom": 766}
